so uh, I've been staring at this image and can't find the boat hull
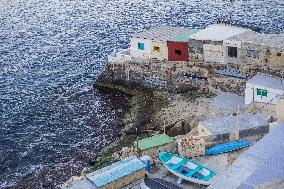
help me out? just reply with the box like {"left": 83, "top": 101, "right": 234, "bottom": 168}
{"left": 205, "top": 140, "right": 251, "bottom": 155}
{"left": 159, "top": 152, "right": 216, "bottom": 186}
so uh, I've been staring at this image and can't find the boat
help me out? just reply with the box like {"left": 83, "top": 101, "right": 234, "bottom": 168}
{"left": 205, "top": 140, "right": 251, "bottom": 155}
{"left": 159, "top": 152, "right": 216, "bottom": 185}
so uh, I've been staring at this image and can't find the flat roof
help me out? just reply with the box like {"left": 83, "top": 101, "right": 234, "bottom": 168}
{"left": 86, "top": 155, "right": 149, "bottom": 187}
{"left": 201, "top": 114, "right": 268, "bottom": 135}
{"left": 136, "top": 134, "right": 173, "bottom": 151}
{"left": 226, "top": 32, "right": 284, "bottom": 49}
{"left": 247, "top": 73, "right": 284, "bottom": 91}
{"left": 189, "top": 24, "right": 251, "bottom": 41}
{"left": 131, "top": 26, "right": 188, "bottom": 41}
{"left": 169, "top": 29, "right": 200, "bottom": 42}
{"left": 208, "top": 123, "right": 284, "bottom": 189}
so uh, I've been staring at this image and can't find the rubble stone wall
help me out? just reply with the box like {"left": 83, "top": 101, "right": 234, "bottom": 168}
{"left": 96, "top": 58, "right": 284, "bottom": 95}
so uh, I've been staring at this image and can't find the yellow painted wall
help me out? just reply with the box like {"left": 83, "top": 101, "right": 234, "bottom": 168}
{"left": 151, "top": 41, "right": 168, "bottom": 60}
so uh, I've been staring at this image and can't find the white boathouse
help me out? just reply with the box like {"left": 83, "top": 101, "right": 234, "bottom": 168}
{"left": 245, "top": 73, "right": 284, "bottom": 105}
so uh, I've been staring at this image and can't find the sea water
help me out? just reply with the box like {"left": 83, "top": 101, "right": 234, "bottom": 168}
{"left": 0, "top": 0, "right": 283, "bottom": 188}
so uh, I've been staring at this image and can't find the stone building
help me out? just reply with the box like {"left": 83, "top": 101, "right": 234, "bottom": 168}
{"left": 224, "top": 32, "right": 284, "bottom": 66}
{"left": 188, "top": 24, "right": 251, "bottom": 63}
{"left": 197, "top": 114, "right": 269, "bottom": 146}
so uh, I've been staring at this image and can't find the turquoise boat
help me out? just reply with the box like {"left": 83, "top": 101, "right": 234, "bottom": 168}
{"left": 159, "top": 152, "right": 216, "bottom": 185}
{"left": 205, "top": 140, "right": 251, "bottom": 155}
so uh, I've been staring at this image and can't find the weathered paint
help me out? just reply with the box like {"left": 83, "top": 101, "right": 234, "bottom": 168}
{"left": 203, "top": 43, "right": 225, "bottom": 63}
{"left": 167, "top": 41, "right": 189, "bottom": 61}
{"left": 130, "top": 37, "right": 152, "bottom": 59}
{"left": 151, "top": 41, "right": 168, "bottom": 60}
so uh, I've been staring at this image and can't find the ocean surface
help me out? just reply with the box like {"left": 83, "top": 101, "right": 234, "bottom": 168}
{"left": 0, "top": 0, "right": 283, "bottom": 188}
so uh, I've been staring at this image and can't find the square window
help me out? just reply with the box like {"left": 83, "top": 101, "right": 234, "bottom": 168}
{"left": 138, "top": 42, "right": 145, "bottom": 50}
{"left": 228, "top": 47, "right": 237, "bottom": 58}
{"left": 175, "top": 49, "right": 182, "bottom": 55}
{"left": 277, "top": 53, "right": 281, "bottom": 56}
{"left": 153, "top": 46, "right": 160, "bottom": 52}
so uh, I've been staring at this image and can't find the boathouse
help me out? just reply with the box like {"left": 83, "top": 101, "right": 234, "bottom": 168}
{"left": 198, "top": 114, "right": 269, "bottom": 145}
{"left": 224, "top": 33, "right": 284, "bottom": 65}
{"left": 86, "top": 155, "right": 150, "bottom": 189}
{"left": 130, "top": 26, "right": 188, "bottom": 60}
{"left": 245, "top": 73, "right": 284, "bottom": 105}
{"left": 188, "top": 24, "right": 251, "bottom": 63}
{"left": 135, "top": 134, "right": 176, "bottom": 162}
{"left": 62, "top": 155, "right": 150, "bottom": 189}
{"left": 167, "top": 29, "right": 200, "bottom": 61}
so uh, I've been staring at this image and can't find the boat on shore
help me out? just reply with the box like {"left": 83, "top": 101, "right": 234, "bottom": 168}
{"left": 205, "top": 140, "right": 251, "bottom": 155}
{"left": 159, "top": 152, "right": 216, "bottom": 185}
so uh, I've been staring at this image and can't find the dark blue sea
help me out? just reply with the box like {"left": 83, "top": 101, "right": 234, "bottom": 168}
{"left": 0, "top": 0, "right": 283, "bottom": 188}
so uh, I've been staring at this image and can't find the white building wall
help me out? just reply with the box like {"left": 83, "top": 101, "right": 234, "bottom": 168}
{"left": 245, "top": 82, "right": 284, "bottom": 105}
{"left": 130, "top": 37, "right": 152, "bottom": 59}
{"left": 203, "top": 44, "right": 224, "bottom": 63}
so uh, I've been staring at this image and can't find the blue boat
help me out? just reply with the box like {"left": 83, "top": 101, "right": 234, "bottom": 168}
{"left": 159, "top": 152, "right": 216, "bottom": 185}
{"left": 205, "top": 140, "right": 251, "bottom": 155}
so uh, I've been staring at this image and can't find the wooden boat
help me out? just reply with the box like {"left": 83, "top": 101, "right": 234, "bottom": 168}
{"left": 159, "top": 152, "right": 216, "bottom": 185}
{"left": 205, "top": 140, "right": 251, "bottom": 155}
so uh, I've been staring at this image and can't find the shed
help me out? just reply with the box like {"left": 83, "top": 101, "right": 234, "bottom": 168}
{"left": 167, "top": 29, "right": 200, "bottom": 61}
{"left": 245, "top": 73, "right": 284, "bottom": 105}
{"left": 198, "top": 114, "right": 268, "bottom": 141}
{"left": 135, "top": 134, "right": 176, "bottom": 162}
{"left": 188, "top": 24, "right": 251, "bottom": 63}
{"left": 130, "top": 26, "right": 188, "bottom": 60}
{"left": 86, "top": 155, "right": 150, "bottom": 189}
{"left": 136, "top": 134, "right": 174, "bottom": 151}
{"left": 207, "top": 123, "right": 284, "bottom": 189}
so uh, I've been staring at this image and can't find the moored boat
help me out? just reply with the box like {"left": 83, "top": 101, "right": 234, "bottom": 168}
{"left": 205, "top": 140, "right": 251, "bottom": 155}
{"left": 159, "top": 152, "right": 216, "bottom": 185}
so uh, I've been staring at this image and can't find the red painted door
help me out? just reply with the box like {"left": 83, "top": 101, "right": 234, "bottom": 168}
{"left": 167, "top": 42, "right": 189, "bottom": 61}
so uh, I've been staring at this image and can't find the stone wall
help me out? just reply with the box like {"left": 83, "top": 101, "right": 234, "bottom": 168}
{"left": 177, "top": 136, "right": 205, "bottom": 158}
{"left": 96, "top": 58, "right": 284, "bottom": 95}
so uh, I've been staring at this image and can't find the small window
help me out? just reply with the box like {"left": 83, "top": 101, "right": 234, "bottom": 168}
{"left": 228, "top": 47, "right": 237, "bottom": 58}
{"left": 153, "top": 46, "right": 160, "bottom": 52}
{"left": 277, "top": 53, "right": 281, "bottom": 56}
{"left": 247, "top": 50, "right": 259, "bottom": 58}
{"left": 175, "top": 49, "right": 182, "bottom": 55}
{"left": 138, "top": 42, "right": 145, "bottom": 50}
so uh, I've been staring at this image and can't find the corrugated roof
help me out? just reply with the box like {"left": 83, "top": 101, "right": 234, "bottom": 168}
{"left": 201, "top": 114, "right": 268, "bottom": 135}
{"left": 136, "top": 134, "right": 174, "bottom": 151}
{"left": 189, "top": 24, "right": 251, "bottom": 41}
{"left": 169, "top": 29, "right": 200, "bottom": 42}
{"left": 226, "top": 32, "right": 284, "bottom": 49}
{"left": 247, "top": 73, "right": 284, "bottom": 91}
{"left": 131, "top": 26, "right": 188, "bottom": 41}
{"left": 208, "top": 123, "right": 284, "bottom": 189}
{"left": 86, "top": 155, "right": 149, "bottom": 187}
